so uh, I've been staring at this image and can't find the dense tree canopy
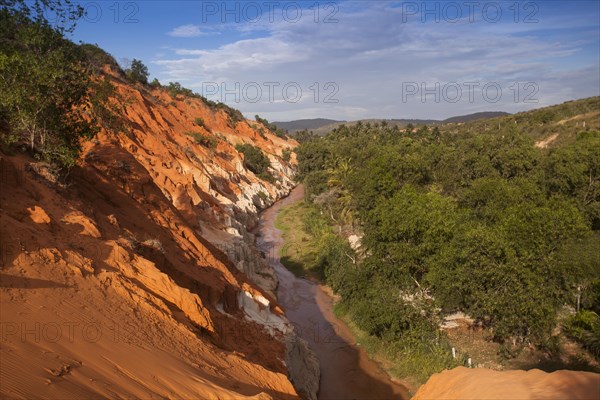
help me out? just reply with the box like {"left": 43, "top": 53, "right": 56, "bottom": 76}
{"left": 297, "top": 102, "right": 600, "bottom": 353}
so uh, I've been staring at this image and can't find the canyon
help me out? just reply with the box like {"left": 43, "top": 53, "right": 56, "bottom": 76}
{"left": 0, "top": 68, "right": 317, "bottom": 399}
{"left": 1, "top": 68, "right": 599, "bottom": 400}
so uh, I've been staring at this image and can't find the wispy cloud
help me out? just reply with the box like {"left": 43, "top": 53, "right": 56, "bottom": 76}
{"left": 155, "top": 2, "right": 599, "bottom": 120}
{"left": 168, "top": 24, "right": 206, "bottom": 38}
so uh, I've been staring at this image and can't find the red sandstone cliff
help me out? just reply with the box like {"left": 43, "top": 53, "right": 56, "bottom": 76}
{"left": 0, "top": 69, "right": 318, "bottom": 399}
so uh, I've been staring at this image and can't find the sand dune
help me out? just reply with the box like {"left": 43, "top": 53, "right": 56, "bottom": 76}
{"left": 413, "top": 366, "right": 600, "bottom": 400}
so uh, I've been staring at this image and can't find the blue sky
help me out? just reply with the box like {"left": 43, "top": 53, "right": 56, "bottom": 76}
{"left": 69, "top": 1, "right": 600, "bottom": 121}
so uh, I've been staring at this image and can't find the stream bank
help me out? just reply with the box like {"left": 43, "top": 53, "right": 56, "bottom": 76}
{"left": 257, "top": 185, "right": 409, "bottom": 400}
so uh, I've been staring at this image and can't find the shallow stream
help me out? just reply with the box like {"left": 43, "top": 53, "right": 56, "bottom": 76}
{"left": 257, "top": 185, "right": 409, "bottom": 400}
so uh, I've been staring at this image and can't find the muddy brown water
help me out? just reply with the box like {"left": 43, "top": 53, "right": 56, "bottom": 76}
{"left": 257, "top": 185, "right": 409, "bottom": 400}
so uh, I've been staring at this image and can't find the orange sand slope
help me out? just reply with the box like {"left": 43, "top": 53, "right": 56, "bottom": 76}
{"left": 0, "top": 68, "right": 304, "bottom": 399}
{"left": 413, "top": 366, "right": 600, "bottom": 400}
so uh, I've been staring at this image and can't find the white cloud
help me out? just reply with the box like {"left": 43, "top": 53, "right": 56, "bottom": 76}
{"left": 168, "top": 24, "right": 205, "bottom": 38}
{"left": 155, "top": 2, "right": 599, "bottom": 120}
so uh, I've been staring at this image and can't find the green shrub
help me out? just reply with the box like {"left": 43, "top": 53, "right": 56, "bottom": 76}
{"left": 166, "top": 82, "right": 201, "bottom": 99}
{"left": 186, "top": 132, "right": 217, "bottom": 149}
{"left": 235, "top": 143, "right": 273, "bottom": 180}
{"left": 255, "top": 114, "right": 288, "bottom": 139}
{"left": 563, "top": 311, "right": 600, "bottom": 358}
{"left": 221, "top": 105, "right": 244, "bottom": 127}
{"left": 0, "top": 5, "right": 117, "bottom": 170}
{"left": 79, "top": 43, "right": 121, "bottom": 72}
{"left": 194, "top": 117, "right": 207, "bottom": 129}
{"left": 303, "top": 171, "right": 329, "bottom": 199}
{"left": 584, "top": 280, "right": 600, "bottom": 314}
{"left": 124, "top": 59, "right": 149, "bottom": 84}
{"left": 282, "top": 148, "right": 292, "bottom": 162}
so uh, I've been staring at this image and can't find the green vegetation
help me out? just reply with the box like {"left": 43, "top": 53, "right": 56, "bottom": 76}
{"left": 563, "top": 310, "right": 600, "bottom": 358}
{"left": 444, "top": 96, "right": 599, "bottom": 147}
{"left": 163, "top": 82, "right": 246, "bottom": 127}
{"left": 79, "top": 43, "right": 121, "bottom": 72}
{"left": 257, "top": 127, "right": 267, "bottom": 139}
{"left": 336, "top": 311, "right": 459, "bottom": 385}
{"left": 235, "top": 143, "right": 273, "bottom": 182}
{"left": 194, "top": 117, "right": 207, "bottom": 129}
{"left": 222, "top": 105, "right": 244, "bottom": 127}
{"left": 292, "top": 129, "right": 319, "bottom": 143}
{"left": 256, "top": 115, "right": 288, "bottom": 139}
{"left": 294, "top": 98, "right": 600, "bottom": 382}
{"left": 186, "top": 132, "right": 217, "bottom": 149}
{"left": 166, "top": 82, "right": 201, "bottom": 99}
{"left": 277, "top": 195, "right": 461, "bottom": 385}
{"left": 0, "top": 0, "right": 118, "bottom": 170}
{"left": 277, "top": 195, "right": 466, "bottom": 389}
{"left": 275, "top": 201, "right": 332, "bottom": 279}
{"left": 124, "top": 59, "right": 149, "bottom": 84}
{"left": 0, "top": 0, "right": 255, "bottom": 172}
{"left": 275, "top": 203, "right": 311, "bottom": 277}
{"left": 282, "top": 148, "right": 292, "bottom": 162}
{"left": 149, "top": 78, "right": 161, "bottom": 88}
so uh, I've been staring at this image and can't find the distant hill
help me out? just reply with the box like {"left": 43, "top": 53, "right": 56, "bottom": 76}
{"left": 442, "top": 111, "right": 510, "bottom": 124}
{"left": 278, "top": 112, "right": 512, "bottom": 136}
{"left": 440, "top": 97, "right": 600, "bottom": 147}
{"left": 309, "top": 119, "right": 439, "bottom": 136}
{"left": 273, "top": 118, "right": 342, "bottom": 132}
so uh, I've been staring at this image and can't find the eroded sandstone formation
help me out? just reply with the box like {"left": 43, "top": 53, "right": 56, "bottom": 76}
{"left": 0, "top": 69, "right": 318, "bottom": 399}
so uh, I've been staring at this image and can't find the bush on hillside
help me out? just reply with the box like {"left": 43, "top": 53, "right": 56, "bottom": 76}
{"left": 255, "top": 115, "right": 288, "bottom": 139}
{"left": 125, "top": 58, "right": 149, "bottom": 84}
{"left": 563, "top": 311, "right": 600, "bottom": 358}
{"left": 79, "top": 43, "right": 122, "bottom": 73}
{"left": 194, "top": 117, "right": 207, "bottom": 129}
{"left": 0, "top": 2, "right": 117, "bottom": 170}
{"left": 282, "top": 148, "right": 292, "bottom": 162}
{"left": 186, "top": 132, "right": 217, "bottom": 149}
{"left": 235, "top": 143, "right": 273, "bottom": 181}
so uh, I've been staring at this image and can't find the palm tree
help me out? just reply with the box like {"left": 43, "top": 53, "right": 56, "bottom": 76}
{"left": 326, "top": 157, "right": 356, "bottom": 229}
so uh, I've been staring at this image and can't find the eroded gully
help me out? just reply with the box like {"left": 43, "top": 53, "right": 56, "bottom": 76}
{"left": 257, "top": 185, "right": 409, "bottom": 400}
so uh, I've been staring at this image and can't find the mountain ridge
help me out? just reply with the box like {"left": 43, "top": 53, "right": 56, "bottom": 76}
{"left": 274, "top": 112, "right": 510, "bottom": 135}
